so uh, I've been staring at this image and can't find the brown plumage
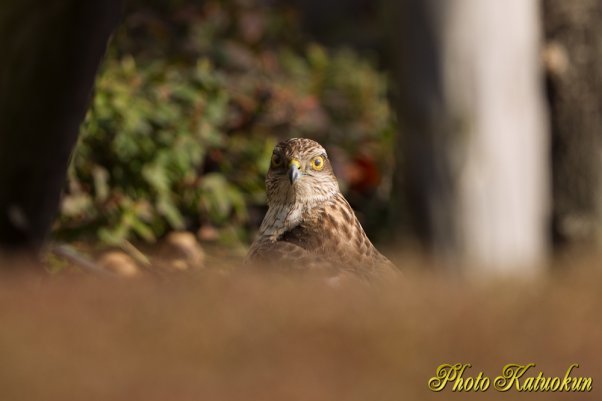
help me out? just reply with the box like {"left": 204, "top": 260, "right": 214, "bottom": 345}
{"left": 247, "top": 138, "right": 396, "bottom": 280}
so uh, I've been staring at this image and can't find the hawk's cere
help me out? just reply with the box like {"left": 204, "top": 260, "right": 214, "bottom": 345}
{"left": 247, "top": 138, "right": 397, "bottom": 279}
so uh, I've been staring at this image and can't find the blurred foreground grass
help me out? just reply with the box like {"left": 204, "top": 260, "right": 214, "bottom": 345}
{"left": 0, "top": 253, "right": 600, "bottom": 401}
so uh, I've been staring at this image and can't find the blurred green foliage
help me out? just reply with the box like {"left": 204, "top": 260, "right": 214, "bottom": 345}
{"left": 55, "top": 0, "right": 396, "bottom": 245}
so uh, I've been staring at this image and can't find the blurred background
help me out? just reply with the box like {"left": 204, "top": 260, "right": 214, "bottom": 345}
{"left": 54, "top": 0, "right": 397, "bottom": 261}
{"left": 2, "top": 0, "right": 602, "bottom": 275}
{"left": 2, "top": 1, "right": 602, "bottom": 400}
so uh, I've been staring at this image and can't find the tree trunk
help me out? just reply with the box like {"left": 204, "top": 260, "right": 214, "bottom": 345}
{"left": 391, "top": 0, "right": 549, "bottom": 273}
{"left": 543, "top": 0, "right": 602, "bottom": 249}
{"left": 0, "top": 0, "right": 122, "bottom": 255}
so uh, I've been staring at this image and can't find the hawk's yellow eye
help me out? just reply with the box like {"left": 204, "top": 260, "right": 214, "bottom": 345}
{"left": 271, "top": 153, "right": 283, "bottom": 167}
{"left": 311, "top": 156, "right": 325, "bottom": 171}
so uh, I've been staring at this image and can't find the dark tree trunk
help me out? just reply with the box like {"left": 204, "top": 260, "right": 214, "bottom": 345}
{"left": 0, "top": 0, "right": 122, "bottom": 255}
{"left": 543, "top": 0, "right": 602, "bottom": 248}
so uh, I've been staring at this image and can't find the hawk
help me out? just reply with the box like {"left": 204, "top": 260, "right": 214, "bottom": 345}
{"left": 247, "top": 138, "right": 397, "bottom": 280}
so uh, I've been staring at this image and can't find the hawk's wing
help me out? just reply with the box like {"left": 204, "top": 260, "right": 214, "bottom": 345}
{"left": 246, "top": 229, "right": 334, "bottom": 272}
{"left": 246, "top": 193, "right": 399, "bottom": 280}
{"left": 279, "top": 220, "right": 398, "bottom": 279}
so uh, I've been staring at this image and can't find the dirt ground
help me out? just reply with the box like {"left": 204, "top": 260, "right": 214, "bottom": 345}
{"left": 0, "top": 253, "right": 600, "bottom": 401}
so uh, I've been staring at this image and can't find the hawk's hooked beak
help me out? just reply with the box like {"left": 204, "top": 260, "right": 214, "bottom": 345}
{"left": 288, "top": 159, "right": 301, "bottom": 185}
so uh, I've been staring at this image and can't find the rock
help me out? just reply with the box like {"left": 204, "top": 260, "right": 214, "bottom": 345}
{"left": 162, "top": 231, "right": 205, "bottom": 270}
{"left": 98, "top": 251, "right": 139, "bottom": 277}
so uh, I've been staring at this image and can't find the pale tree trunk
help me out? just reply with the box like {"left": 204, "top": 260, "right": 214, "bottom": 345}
{"left": 391, "top": 0, "right": 549, "bottom": 274}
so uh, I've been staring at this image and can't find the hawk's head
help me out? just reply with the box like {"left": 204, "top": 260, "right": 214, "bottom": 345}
{"left": 266, "top": 138, "right": 340, "bottom": 205}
